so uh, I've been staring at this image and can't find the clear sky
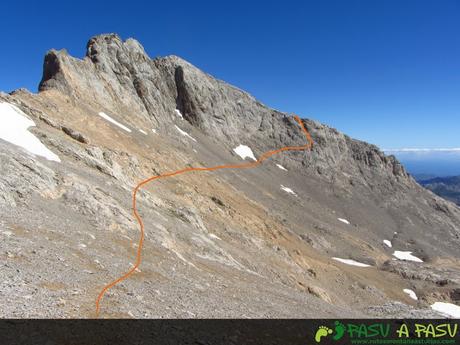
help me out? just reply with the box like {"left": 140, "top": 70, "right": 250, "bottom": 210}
{"left": 1, "top": 0, "right": 458, "bottom": 149}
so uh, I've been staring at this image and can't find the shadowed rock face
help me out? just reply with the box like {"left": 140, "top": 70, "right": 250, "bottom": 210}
{"left": 1, "top": 33, "right": 460, "bottom": 318}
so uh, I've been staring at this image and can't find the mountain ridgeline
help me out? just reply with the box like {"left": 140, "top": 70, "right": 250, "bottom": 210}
{"left": 39, "top": 34, "right": 411, "bottom": 183}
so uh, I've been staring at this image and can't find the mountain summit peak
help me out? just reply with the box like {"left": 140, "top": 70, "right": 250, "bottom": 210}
{"left": 85, "top": 33, "right": 148, "bottom": 65}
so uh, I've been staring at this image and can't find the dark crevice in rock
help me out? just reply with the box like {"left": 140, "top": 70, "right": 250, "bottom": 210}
{"left": 39, "top": 50, "right": 71, "bottom": 93}
{"left": 174, "top": 65, "right": 200, "bottom": 127}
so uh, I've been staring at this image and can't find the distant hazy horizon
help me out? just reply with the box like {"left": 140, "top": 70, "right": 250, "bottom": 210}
{"left": 386, "top": 150, "right": 460, "bottom": 177}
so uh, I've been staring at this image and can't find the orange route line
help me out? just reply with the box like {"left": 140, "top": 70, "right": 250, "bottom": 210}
{"left": 95, "top": 115, "right": 314, "bottom": 317}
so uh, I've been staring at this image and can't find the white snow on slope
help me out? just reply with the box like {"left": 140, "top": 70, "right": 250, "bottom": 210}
{"left": 139, "top": 129, "right": 147, "bottom": 135}
{"left": 174, "top": 109, "right": 183, "bottom": 119}
{"left": 0, "top": 102, "right": 61, "bottom": 162}
{"left": 276, "top": 164, "right": 288, "bottom": 171}
{"left": 393, "top": 251, "right": 423, "bottom": 262}
{"left": 152, "top": 128, "right": 157, "bottom": 134}
{"left": 332, "top": 257, "right": 371, "bottom": 267}
{"left": 280, "top": 185, "right": 297, "bottom": 196}
{"left": 175, "top": 125, "right": 197, "bottom": 142}
{"left": 403, "top": 289, "right": 418, "bottom": 300}
{"left": 338, "top": 218, "right": 350, "bottom": 225}
{"left": 233, "top": 145, "right": 257, "bottom": 161}
{"left": 383, "top": 240, "right": 392, "bottom": 248}
{"left": 431, "top": 302, "right": 460, "bottom": 318}
{"left": 98, "top": 112, "right": 132, "bottom": 132}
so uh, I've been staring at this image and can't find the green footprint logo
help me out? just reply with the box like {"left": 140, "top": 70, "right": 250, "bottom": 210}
{"left": 315, "top": 325, "right": 333, "bottom": 343}
{"left": 333, "top": 321, "right": 346, "bottom": 341}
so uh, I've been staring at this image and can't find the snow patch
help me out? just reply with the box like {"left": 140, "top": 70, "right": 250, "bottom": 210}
{"left": 338, "top": 218, "right": 350, "bottom": 225}
{"left": 403, "top": 289, "right": 418, "bottom": 300}
{"left": 233, "top": 145, "right": 257, "bottom": 161}
{"left": 431, "top": 302, "right": 460, "bottom": 318}
{"left": 383, "top": 240, "right": 392, "bottom": 248}
{"left": 332, "top": 257, "right": 371, "bottom": 267}
{"left": 0, "top": 102, "right": 61, "bottom": 162}
{"left": 175, "top": 125, "right": 197, "bottom": 142}
{"left": 276, "top": 164, "right": 288, "bottom": 171}
{"left": 151, "top": 128, "right": 157, "bottom": 134}
{"left": 174, "top": 109, "right": 183, "bottom": 119}
{"left": 209, "top": 233, "right": 221, "bottom": 240}
{"left": 98, "top": 112, "right": 132, "bottom": 132}
{"left": 393, "top": 251, "right": 423, "bottom": 262}
{"left": 280, "top": 185, "right": 297, "bottom": 196}
{"left": 139, "top": 129, "right": 147, "bottom": 135}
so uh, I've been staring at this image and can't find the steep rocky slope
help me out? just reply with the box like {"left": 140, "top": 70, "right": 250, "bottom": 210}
{"left": 1, "top": 34, "right": 459, "bottom": 318}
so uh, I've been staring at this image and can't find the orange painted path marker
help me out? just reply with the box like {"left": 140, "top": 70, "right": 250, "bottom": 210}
{"left": 95, "top": 115, "right": 313, "bottom": 317}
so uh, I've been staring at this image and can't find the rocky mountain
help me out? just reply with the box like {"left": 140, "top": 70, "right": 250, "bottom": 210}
{"left": 1, "top": 34, "right": 459, "bottom": 318}
{"left": 420, "top": 176, "right": 460, "bottom": 206}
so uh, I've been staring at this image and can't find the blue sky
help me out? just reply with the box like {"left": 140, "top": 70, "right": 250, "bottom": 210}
{"left": 1, "top": 0, "right": 458, "bottom": 149}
